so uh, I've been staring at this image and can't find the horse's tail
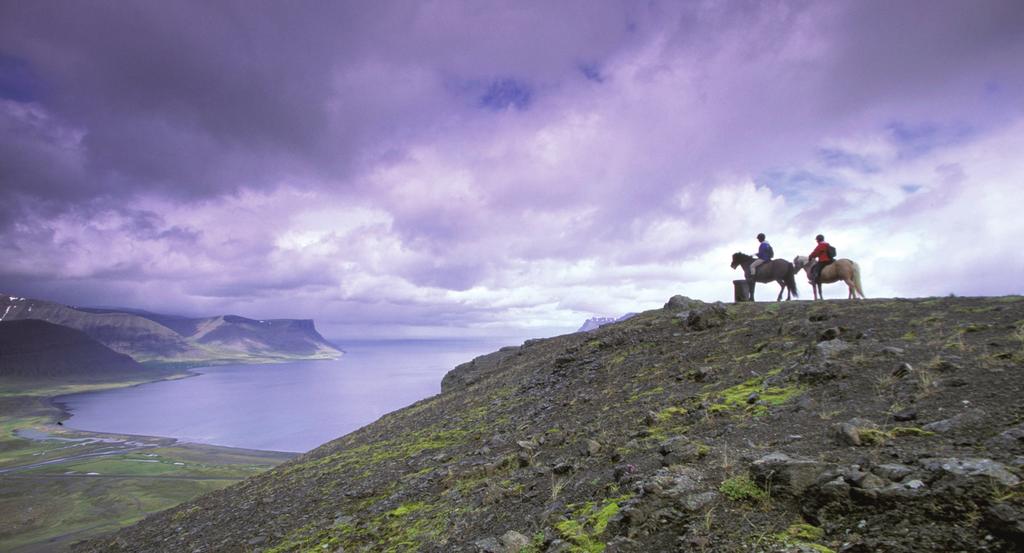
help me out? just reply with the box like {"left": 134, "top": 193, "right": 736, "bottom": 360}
{"left": 786, "top": 267, "right": 799, "bottom": 299}
{"left": 852, "top": 262, "right": 865, "bottom": 298}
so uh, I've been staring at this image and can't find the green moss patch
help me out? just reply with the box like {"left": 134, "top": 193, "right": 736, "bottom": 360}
{"left": 556, "top": 495, "right": 632, "bottom": 553}
{"left": 707, "top": 374, "right": 803, "bottom": 417}
{"left": 719, "top": 475, "right": 767, "bottom": 502}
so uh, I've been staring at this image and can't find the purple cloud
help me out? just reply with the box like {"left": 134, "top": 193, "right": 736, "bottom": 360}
{"left": 1, "top": 1, "right": 1023, "bottom": 339}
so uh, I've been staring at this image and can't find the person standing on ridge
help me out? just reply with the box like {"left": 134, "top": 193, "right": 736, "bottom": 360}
{"left": 748, "top": 233, "right": 773, "bottom": 278}
{"left": 808, "top": 234, "right": 833, "bottom": 284}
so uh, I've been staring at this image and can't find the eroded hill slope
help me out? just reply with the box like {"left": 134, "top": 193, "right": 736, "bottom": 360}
{"left": 76, "top": 296, "right": 1024, "bottom": 553}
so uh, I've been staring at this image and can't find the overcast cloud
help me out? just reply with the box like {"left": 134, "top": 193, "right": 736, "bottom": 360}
{"left": 1, "top": 1, "right": 1023, "bottom": 340}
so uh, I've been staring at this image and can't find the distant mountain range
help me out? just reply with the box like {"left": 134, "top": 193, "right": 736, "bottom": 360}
{"left": 576, "top": 313, "right": 637, "bottom": 332}
{"left": 0, "top": 294, "right": 342, "bottom": 371}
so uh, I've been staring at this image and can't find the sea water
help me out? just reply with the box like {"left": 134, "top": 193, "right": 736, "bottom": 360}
{"left": 58, "top": 339, "right": 508, "bottom": 453}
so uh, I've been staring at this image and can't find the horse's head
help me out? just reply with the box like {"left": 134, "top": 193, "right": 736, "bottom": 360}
{"left": 792, "top": 255, "right": 808, "bottom": 271}
{"left": 730, "top": 252, "right": 744, "bottom": 269}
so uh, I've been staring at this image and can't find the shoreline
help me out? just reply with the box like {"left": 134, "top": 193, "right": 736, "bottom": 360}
{"left": 42, "top": 369, "right": 301, "bottom": 458}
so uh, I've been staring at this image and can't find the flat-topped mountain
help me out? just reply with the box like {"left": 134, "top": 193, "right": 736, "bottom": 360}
{"left": 0, "top": 319, "right": 142, "bottom": 377}
{"left": 76, "top": 296, "right": 1024, "bottom": 552}
{"left": 0, "top": 295, "right": 341, "bottom": 367}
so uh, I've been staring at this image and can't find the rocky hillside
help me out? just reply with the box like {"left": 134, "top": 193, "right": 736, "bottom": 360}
{"left": 0, "top": 319, "right": 142, "bottom": 377}
{"left": 76, "top": 296, "right": 1024, "bottom": 552}
{"left": 0, "top": 295, "right": 341, "bottom": 366}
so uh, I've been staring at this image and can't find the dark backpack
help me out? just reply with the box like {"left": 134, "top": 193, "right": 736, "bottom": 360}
{"left": 766, "top": 244, "right": 774, "bottom": 259}
{"left": 827, "top": 245, "right": 837, "bottom": 260}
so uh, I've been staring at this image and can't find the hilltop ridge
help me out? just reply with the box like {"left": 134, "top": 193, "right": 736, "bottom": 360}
{"left": 77, "top": 295, "right": 1024, "bottom": 552}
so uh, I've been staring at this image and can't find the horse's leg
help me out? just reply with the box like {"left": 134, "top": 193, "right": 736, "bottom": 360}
{"left": 776, "top": 281, "right": 783, "bottom": 302}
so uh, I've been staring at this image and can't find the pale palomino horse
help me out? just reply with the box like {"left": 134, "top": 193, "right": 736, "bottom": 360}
{"left": 793, "top": 255, "right": 865, "bottom": 300}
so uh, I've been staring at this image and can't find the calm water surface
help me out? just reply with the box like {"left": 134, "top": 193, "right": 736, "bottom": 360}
{"left": 59, "top": 340, "right": 508, "bottom": 453}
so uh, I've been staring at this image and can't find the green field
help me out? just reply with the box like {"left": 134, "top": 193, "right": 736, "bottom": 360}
{"left": 0, "top": 376, "right": 295, "bottom": 552}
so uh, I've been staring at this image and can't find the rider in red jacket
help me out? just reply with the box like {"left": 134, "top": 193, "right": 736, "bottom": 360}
{"left": 809, "top": 234, "right": 833, "bottom": 283}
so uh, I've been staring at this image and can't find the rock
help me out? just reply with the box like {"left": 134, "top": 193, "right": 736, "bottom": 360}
{"left": 985, "top": 503, "right": 1024, "bottom": 540}
{"left": 797, "top": 363, "right": 842, "bottom": 383}
{"left": 664, "top": 295, "right": 704, "bottom": 311}
{"left": 834, "top": 423, "right": 862, "bottom": 446}
{"left": 681, "top": 491, "right": 718, "bottom": 512}
{"left": 942, "top": 377, "right": 969, "bottom": 387}
{"left": 920, "top": 457, "right": 1020, "bottom": 486}
{"left": 659, "top": 438, "right": 705, "bottom": 466}
{"left": 818, "top": 327, "right": 841, "bottom": 341}
{"left": 643, "top": 411, "right": 659, "bottom": 426}
{"left": 552, "top": 462, "right": 575, "bottom": 475}
{"left": 816, "top": 339, "right": 850, "bottom": 358}
{"left": 686, "top": 303, "right": 728, "bottom": 330}
{"left": 645, "top": 466, "right": 702, "bottom": 499}
{"left": 579, "top": 439, "right": 602, "bottom": 457}
{"left": 692, "top": 366, "right": 714, "bottom": 381}
{"left": 474, "top": 537, "right": 502, "bottom": 553}
{"left": 922, "top": 408, "right": 987, "bottom": 433}
{"left": 989, "top": 424, "right": 1024, "bottom": 451}
{"left": 746, "top": 392, "right": 760, "bottom": 404}
{"left": 517, "top": 451, "right": 532, "bottom": 467}
{"left": 893, "top": 408, "right": 917, "bottom": 422}
{"left": 872, "top": 463, "right": 914, "bottom": 482}
{"left": 808, "top": 311, "right": 833, "bottom": 322}
{"left": 500, "top": 530, "right": 531, "bottom": 550}
{"left": 892, "top": 363, "right": 913, "bottom": 378}
{"left": 517, "top": 439, "right": 538, "bottom": 451}
{"left": 604, "top": 537, "right": 643, "bottom": 553}
{"left": 544, "top": 539, "right": 572, "bottom": 553}
{"left": 246, "top": 536, "right": 268, "bottom": 546}
{"left": 818, "top": 475, "right": 851, "bottom": 499}
{"left": 750, "top": 452, "right": 828, "bottom": 496}
{"left": 850, "top": 471, "right": 887, "bottom": 490}
{"left": 904, "top": 479, "right": 926, "bottom": 490}
{"left": 545, "top": 429, "right": 566, "bottom": 446}
{"left": 882, "top": 346, "right": 905, "bottom": 356}
{"left": 614, "top": 463, "right": 639, "bottom": 482}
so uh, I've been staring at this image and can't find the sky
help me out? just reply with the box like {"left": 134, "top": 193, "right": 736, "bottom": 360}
{"left": 1, "top": 1, "right": 1023, "bottom": 341}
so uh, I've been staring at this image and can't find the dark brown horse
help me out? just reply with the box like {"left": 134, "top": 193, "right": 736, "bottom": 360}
{"left": 730, "top": 253, "right": 799, "bottom": 301}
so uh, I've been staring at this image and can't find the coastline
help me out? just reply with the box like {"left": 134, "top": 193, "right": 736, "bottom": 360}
{"left": 0, "top": 368, "right": 297, "bottom": 552}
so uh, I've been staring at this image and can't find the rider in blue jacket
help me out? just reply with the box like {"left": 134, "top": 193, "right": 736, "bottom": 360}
{"left": 748, "top": 233, "right": 772, "bottom": 277}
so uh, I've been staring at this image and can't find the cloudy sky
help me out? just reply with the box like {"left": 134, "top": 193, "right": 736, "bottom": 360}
{"left": 2, "top": 1, "right": 1023, "bottom": 340}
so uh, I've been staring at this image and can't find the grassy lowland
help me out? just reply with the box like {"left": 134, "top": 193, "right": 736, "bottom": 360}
{"left": 0, "top": 374, "right": 294, "bottom": 552}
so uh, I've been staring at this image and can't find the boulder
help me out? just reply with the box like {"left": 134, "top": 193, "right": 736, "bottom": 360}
{"left": 681, "top": 491, "right": 718, "bottom": 512}
{"left": 750, "top": 453, "right": 829, "bottom": 497}
{"left": 872, "top": 463, "right": 914, "bottom": 482}
{"left": 500, "top": 531, "right": 531, "bottom": 551}
{"left": 663, "top": 295, "right": 705, "bottom": 311}
{"left": 659, "top": 437, "right": 706, "bottom": 466}
{"left": 988, "top": 423, "right": 1024, "bottom": 452}
{"left": 815, "top": 339, "right": 850, "bottom": 358}
{"left": 920, "top": 457, "right": 1020, "bottom": 487}
{"left": 922, "top": 408, "right": 987, "bottom": 433}
{"left": 644, "top": 466, "right": 702, "bottom": 499}
{"left": 474, "top": 537, "right": 503, "bottom": 553}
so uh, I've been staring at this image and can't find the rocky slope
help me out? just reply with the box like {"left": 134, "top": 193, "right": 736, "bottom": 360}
{"left": 76, "top": 296, "right": 1024, "bottom": 552}
{"left": 0, "top": 319, "right": 142, "bottom": 377}
{"left": 0, "top": 295, "right": 341, "bottom": 366}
